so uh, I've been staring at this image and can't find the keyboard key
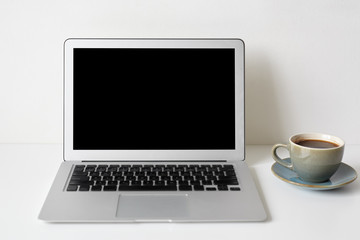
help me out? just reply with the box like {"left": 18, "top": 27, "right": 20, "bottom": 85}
{"left": 119, "top": 166, "right": 129, "bottom": 172}
{"left": 74, "top": 165, "right": 85, "bottom": 169}
{"left": 206, "top": 176, "right": 217, "bottom": 181}
{"left": 230, "top": 187, "right": 241, "bottom": 191}
{"left": 202, "top": 180, "right": 212, "bottom": 185}
{"left": 142, "top": 180, "right": 152, "bottom": 186}
{"left": 74, "top": 165, "right": 85, "bottom": 172}
{"left": 85, "top": 167, "right": 96, "bottom": 172}
{"left": 194, "top": 185, "right": 204, "bottom": 191}
{"left": 91, "top": 176, "right": 102, "bottom": 181}
{"left": 190, "top": 180, "right": 201, "bottom": 185}
{"left": 79, "top": 185, "right": 90, "bottom": 191}
{"left": 69, "top": 180, "right": 92, "bottom": 185}
{"left": 108, "top": 166, "right": 119, "bottom": 171}
{"left": 201, "top": 164, "right": 211, "bottom": 168}
{"left": 154, "top": 181, "right": 165, "bottom": 186}
{"left": 119, "top": 180, "right": 130, "bottom": 185}
{"left": 109, "top": 164, "right": 120, "bottom": 168}
{"left": 67, "top": 185, "right": 78, "bottom": 191}
{"left": 131, "top": 180, "right": 142, "bottom": 185}
{"left": 217, "top": 175, "right": 238, "bottom": 180}
{"left": 102, "top": 171, "right": 111, "bottom": 176}
{"left": 72, "top": 171, "right": 88, "bottom": 176}
{"left": 103, "top": 186, "right": 117, "bottom": 191}
{"left": 127, "top": 176, "right": 136, "bottom": 181}
{"left": 178, "top": 181, "right": 189, "bottom": 186}
{"left": 214, "top": 180, "right": 238, "bottom": 185}
{"left": 196, "top": 176, "right": 206, "bottom": 181}
{"left": 70, "top": 176, "right": 90, "bottom": 181}
{"left": 217, "top": 185, "right": 228, "bottom": 191}
{"left": 206, "top": 187, "right": 216, "bottom": 191}
{"left": 133, "top": 164, "right": 143, "bottom": 167}
{"left": 158, "top": 172, "right": 168, "bottom": 177}
{"left": 138, "top": 176, "right": 147, "bottom": 181}
{"left": 214, "top": 176, "right": 239, "bottom": 185}
{"left": 107, "top": 181, "right": 118, "bottom": 186}
{"left": 97, "top": 167, "right": 107, "bottom": 172}
{"left": 167, "top": 181, "right": 176, "bottom": 186}
{"left": 124, "top": 172, "right": 134, "bottom": 177}
{"left": 173, "top": 176, "right": 182, "bottom": 181}
{"left": 95, "top": 181, "right": 106, "bottom": 185}
{"left": 113, "top": 172, "right": 123, "bottom": 177}
{"left": 91, "top": 185, "right": 102, "bottom": 191}
{"left": 114, "top": 176, "right": 125, "bottom": 181}
{"left": 179, "top": 185, "right": 192, "bottom": 191}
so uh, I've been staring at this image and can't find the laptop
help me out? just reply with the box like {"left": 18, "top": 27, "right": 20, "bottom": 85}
{"left": 39, "top": 38, "right": 267, "bottom": 222}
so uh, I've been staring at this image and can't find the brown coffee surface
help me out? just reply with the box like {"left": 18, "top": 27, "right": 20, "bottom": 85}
{"left": 296, "top": 139, "right": 339, "bottom": 148}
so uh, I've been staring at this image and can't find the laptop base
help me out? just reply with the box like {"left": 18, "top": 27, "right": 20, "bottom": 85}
{"left": 39, "top": 161, "right": 266, "bottom": 222}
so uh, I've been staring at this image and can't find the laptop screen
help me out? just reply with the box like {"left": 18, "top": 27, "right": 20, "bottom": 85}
{"left": 73, "top": 48, "right": 235, "bottom": 150}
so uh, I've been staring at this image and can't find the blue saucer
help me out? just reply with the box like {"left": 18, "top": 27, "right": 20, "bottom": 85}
{"left": 271, "top": 158, "right": 357, "bottom": 190}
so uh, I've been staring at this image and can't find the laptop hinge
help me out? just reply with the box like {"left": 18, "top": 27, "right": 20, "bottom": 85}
{"left": 81, "top": 160, "right": 228, "bottom": 162}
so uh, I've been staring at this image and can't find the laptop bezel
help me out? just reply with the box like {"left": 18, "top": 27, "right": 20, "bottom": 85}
{"left": 63, "top": 38, "right": 245, "bottom": 161}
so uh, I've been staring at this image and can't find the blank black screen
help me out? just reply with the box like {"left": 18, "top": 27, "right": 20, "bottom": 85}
{"left": 73, "top": 48, "right": 235, "bottom": 150}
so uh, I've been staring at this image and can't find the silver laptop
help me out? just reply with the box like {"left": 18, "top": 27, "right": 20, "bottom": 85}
{"left": 39, "top": 38, "right": 266, "bottom": 222}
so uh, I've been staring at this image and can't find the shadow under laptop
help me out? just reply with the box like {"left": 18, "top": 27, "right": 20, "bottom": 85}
{"left": 243, "top": 53, "right": 285, "bottom": 221}
{"left": 249, "top": 167, "right": 272, "bottom": 222}
{"left": 245, "top": 51, "right": 284, "bottom": 222}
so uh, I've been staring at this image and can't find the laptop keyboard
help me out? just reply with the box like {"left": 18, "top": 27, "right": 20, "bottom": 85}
{"left": 66, "top": 164, "right": 240, "bottom": 192}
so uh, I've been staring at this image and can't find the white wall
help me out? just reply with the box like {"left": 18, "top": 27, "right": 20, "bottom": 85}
{"left": 0, "top": 0, "right": 359, "bottom": 144}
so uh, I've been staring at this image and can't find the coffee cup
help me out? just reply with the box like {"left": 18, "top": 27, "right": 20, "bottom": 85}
{"left": 271, "top": 133, "right": 345, "bottom": 182}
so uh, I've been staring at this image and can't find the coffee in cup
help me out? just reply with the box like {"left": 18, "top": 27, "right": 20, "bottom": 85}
{"left": 271, "top": 133, "right": 345, "bottom": 182}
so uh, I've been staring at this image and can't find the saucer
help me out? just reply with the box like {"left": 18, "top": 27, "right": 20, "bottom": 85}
{"left": 271, "top": 158, "right": 357, "bottom": 190}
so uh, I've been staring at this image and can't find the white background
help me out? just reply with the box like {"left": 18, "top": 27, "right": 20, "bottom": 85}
{"left": 1, "top": 0, "right": 359, "bottom": 144}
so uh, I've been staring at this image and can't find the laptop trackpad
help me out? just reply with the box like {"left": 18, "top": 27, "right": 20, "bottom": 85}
{"left": 116, "top": 194, "right": 189, "bottom": 220}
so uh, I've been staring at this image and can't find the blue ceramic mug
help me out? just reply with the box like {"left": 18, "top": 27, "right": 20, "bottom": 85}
{"left": 272, "top": 133, "right": 345, "bottom": 183}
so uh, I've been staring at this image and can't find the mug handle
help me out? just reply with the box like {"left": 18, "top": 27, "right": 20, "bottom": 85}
{"left": 271, "top": 144, "right": 293, "bottom": 170}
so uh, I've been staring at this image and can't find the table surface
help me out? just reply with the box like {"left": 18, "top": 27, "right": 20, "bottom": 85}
{"left": 1, "top": 144, "right": 359, "bottom": 240}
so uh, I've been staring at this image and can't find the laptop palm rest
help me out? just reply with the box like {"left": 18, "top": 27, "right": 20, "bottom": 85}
{"left": 116, "top": 194, "right": 189, "bottom": 220}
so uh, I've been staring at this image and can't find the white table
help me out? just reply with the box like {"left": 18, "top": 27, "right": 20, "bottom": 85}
{"left": 1, "top": 144, "right": 359, "bottom": 240}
